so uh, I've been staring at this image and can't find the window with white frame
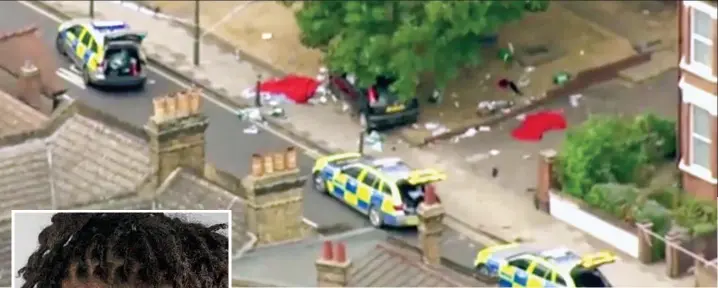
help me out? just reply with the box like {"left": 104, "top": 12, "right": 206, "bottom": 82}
{"left": 690, "top": 105, "right": 712, "bottom": 170}
{"left": 691, "top": 8, "right": 714, "bottom": 70}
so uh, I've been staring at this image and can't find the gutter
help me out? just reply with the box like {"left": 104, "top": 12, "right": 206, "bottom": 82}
{"left": 677, "top": 0, "right": 684, "bottom": 188}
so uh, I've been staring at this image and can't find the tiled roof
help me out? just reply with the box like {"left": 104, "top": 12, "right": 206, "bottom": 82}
{"left": 349, "top": 241, "right": 470, "bottom": 287}
{"left": 156, "top": 168, "right": 253, "bottom": 254}
{"left": 0, "top": 26, "right": 65, "bottom": 97}
{"left": 0, "top": 113, "right": 151, "bottom": 223}
{"left": 0, "top": 223, "right": 10, "bottom": 286}
{"left": 0, "top": 89, "right": 48, "bottom": 136}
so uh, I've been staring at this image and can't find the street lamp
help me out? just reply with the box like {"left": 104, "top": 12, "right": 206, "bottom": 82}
{"left": 89, "top": 0, "right": 95, "bottom": 19}
{"left": 254, "top": 73, "right": 262, "bottom": 107}
{"left": 193, "top": 0, "right": 200, "bottom": 66}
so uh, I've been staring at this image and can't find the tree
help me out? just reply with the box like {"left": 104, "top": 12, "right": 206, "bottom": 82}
{"left": 290, "top": 1, "right": 544, "bottom": 100}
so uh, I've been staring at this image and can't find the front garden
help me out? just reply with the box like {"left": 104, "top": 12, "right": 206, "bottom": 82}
{"left": 552, "top": 113, "right": 717, "bottom": 261}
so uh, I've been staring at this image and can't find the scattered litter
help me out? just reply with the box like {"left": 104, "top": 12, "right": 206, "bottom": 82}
{"left": 429, "top": 89, "right": 443, "bottom": 104}
{"left": 237, "top": 108, "right": 263, "bottom": 122}
{"left": 501, "top": 108, "right": 512, "bottom": 114}
{"left": 569, "top": 93, "right": 583, "bottom": 107}
{"left": 268, "top": 100, "right": 280, "bottom": 107}
{"left": 517, "top": 74, "right": 531, "bottom": 88}
{"left": 148, "top": 79, "right": 156, "bottom": 85}
{"left": 364, "top": 130, "right": 384, "bottom": 152}
{"left": 412, "top": 123, "right": 420, "bottom": 129}
{"left": 516, "top": 113, "right": 526, "bottom": 121}
{"left": 477, "top": 100, "right": 514, "bottom": 115}
{"left": 524, "top": 66, "right": 535, "bottom": 73}
{"left": 508, "top": 42, "right": 515, "bottom": 54}
{"left": 450, "top": 136, "right": 461, "bottom": 144}
{"left": 319, "top": 67, "right": 328, "bottom": 74}
{"left": 485, "top": 73, "right": 492, "bottom": 80}
{"left": 642, "top": 9, "right": 650, "bottom": 15}
{"left": 261, "top": 33, "right": 273, "bottom": 40}
{"left": 460, "top": 127, "right": 478, "bottom": 138}
{"left": 243, "top": 125, "right": 259, "bottom": 134}
{"left": 579, "top": 50, "right": 585, "bottom": 56}
{"left": 424, "top": 122, "right": 440, "bottom": 130}
{"left": 489, "top": 149, "right": 500, "bottom": 156}
{"left": 431, "top": 127, "right": 450, "bottom": 137}
{"left": 465, "top": 153, "right": 489, "bottom": 163}
{"left": 522, "top": 154, "right": 531, "bottom": 160}
{"left": 319, "top": 96, "right": 328, "bottom": 104}
{"left": 454, "top": 101, "right": 460, "bottom": 108}
{"left": 451, "top": 92, "right": 458, "bottom": 99}
{"left": 478, "top": 126, "right": 491, "bottom": 132}
{"left": 342, "top": 103, "right": 350, "bottom": 112}
{"left": 269, "top": 107, "right": 285, "bottom": 118}
{"left": 346, "top": 74, "right": 357, "bottom": 85}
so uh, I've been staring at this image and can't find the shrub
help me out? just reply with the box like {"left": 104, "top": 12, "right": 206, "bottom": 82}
{"left": 674, "top": 197, "right": 718, "bottom": 236}
{"left": 632, "top": 113, "right": 677, "bottom": 162}
{"left": 647, "top": 186, "right": 681, "bottom": 209}
{"left": 585, "top": 183, "right": 639, "bottom": 220}
{"left": 633, "top": 200, "right": 673, "bottom": 260}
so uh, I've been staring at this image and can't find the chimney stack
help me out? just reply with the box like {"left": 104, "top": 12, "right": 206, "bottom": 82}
{"left": 243, "top": 147, "right": 305, "bottom": 244}
{"left": 417, "top": 184, "right": 445, "bottom": 265}
{"left": 316, "top": 241, "right": 351, "bottom": 287}
{"left": 145, "top": 88, "right": 209, "bottom": 187}
{"left": 16, "top": 60, "right": 45, "bottom": 113}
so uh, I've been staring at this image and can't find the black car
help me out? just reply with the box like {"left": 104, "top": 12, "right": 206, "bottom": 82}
{"left": 329, "top": 74, "right": 419, "bottom": 130}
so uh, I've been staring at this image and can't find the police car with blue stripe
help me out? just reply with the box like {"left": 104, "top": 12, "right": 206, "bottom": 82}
{"left": 56, "top": 20, "right": 147, "bottom": 89}
{"left": 474, "top": 243, "right": 616, "bottom": 287}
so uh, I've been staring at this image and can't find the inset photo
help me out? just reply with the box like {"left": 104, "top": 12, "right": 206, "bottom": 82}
{"left": 12, "top": 210, "right": 231, "bottom": 288}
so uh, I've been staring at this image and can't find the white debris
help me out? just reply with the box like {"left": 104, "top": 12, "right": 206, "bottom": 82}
{"left": 364, "top": 131, "right": 384, "bottom": 152}
{"left": 261, "top": 33, "right": 273, "bottom": 40}
{"left": 451, "top": 92, "right": 458, "bottom": 99}
{"left": 346, "top": 74, "right": 357, "bottom": 85}
{"left": 478, "top": 126, "right": 491, "bottom": 132}
{"left": 319, "top": 96, "right": 328, "bottom": 104}
{"left": 454, "top": 101, "right": 460, "bottom": 108}
{"left": 412, "top": 123, "right": 420, "bottom": 129}
{"left": 319, "top": 67, "right": 328, "bottom": 74}
{"left": 465, "top": 153, "right": 489, "bottom": 163}
{"left": 341, "top": 103, "right": 350, "bottom": 112}
{"left": 516, "top": 113, "right": 526, "bottom": 121}
{"left": 501, "top": 108, "right": 512, "bottom": 114}
{"left": 460, "top": 127, "right": 478, "bottom": 138}
{"left": 517, "top": 74, "right": 531, "bottom": 88}
{"left": 424, "top": 122, "right": 440, "bottom": 130}
{"left": 485, "top": 73, "right": 492, "bottom": 80}
{"left": 270, "top": 107, "right": 285, "bottom": 118}
{"left": 489, "top": 149, "right": 500, "bottom": 156}
{"left": 508, "top": 42, "right": 515, "bottom": 54}
{"left": 579, "top": 50, "right": 585, "bottom": 56}
{"left": 238, "top": 108, "right": 263, "bottom": 122}
{"left": 431, "top": 127, "right": 450, "bottom": 137}
{"left": 243, "top": 125, "right": 259, "bottom": 134}
{"left": 569, "top": 93, "right": 583, "bottom": 107}
{"left": 450, "top": 136, "right": 461, "bottom": 144}
{"left": 525, "top": 66, "right": 535, "bottom": 73}
{"left": 268, "top": 100, "right": 280, "bottom": 107}
{"left": 522, "top": 154, "right": 531, "bottom": 160}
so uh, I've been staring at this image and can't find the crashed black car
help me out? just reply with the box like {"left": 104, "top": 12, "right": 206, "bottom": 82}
{"left": 329, "top": 74, "right": 419, "bottom": 130}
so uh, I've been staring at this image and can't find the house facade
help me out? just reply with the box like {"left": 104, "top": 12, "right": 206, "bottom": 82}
{"left": 678, "top": 0, "right": 717, "bottom": 201}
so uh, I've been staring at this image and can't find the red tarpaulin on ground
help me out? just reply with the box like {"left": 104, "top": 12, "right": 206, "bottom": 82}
{"left": 511, "top": 111, "right": 567, "bottom": 142}
{"left": 259, "top": 75, "right": 319, "bottom": 104}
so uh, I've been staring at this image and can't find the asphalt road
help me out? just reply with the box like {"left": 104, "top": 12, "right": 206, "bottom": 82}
{"left": 2, "top": 1, "right": 486, "bottom": 275}
{"left": 0, "top": 0, "right": 368, "bottom": 231}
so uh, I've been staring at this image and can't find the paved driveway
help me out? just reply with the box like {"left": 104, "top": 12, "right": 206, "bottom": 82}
{"left": 431, "top": 69, "right": 679, "bottom": 195}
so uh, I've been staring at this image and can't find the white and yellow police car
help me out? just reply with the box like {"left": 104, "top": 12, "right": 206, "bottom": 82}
{"left": 56, "top": 20, "right": 147, "bottom": 89}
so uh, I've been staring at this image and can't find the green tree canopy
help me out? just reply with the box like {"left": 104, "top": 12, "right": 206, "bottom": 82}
{"left": 290, "top": 1, "right": 547, "bottom": 100}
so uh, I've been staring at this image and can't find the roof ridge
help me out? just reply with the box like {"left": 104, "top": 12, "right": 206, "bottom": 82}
{"left": 0, "top": 26, "right": 38, "bottom": 42}
{"left": 376, "top": 241, "right": 465, "bottom": 286}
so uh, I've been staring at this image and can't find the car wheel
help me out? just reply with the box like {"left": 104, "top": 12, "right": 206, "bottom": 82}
{"left": 474, "top": 264, "right": 497, "bottom": 282}
{"left": 312, "top": 172, "right": 327, "bottom": 193}
{"left": 55, "top": 34, "right": 66, "bottom": 57}
{"left": 368, "top": 206, "right": 383, "bottom": 228}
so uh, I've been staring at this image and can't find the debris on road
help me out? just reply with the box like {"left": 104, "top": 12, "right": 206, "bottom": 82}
{"left": 460, "top": 127, "right": 478, "bottom": 138}
{"left": 516, "top": 113, "right": 527, "bottom": 121}
{"left": 243, "top": 125, "right": 259, "bottom": 134}
{"left": 465, "top": 153, "right": 489, "bottom": 163}
{"left": 477, "top": 100, "right": 514, "bottom": 116}
{"left": 237, "top": 108, "right": 263, "bottom": 122}
{"left": 489, "top": 149, "right": 500, "bottom": 156}
{"left": 525, "top": 66, "right": 535, "bottom": 73}
{"left": 261, "top": 33, "right": 273, "bottom": 40}
{"left": 269, "top": 107, "right": 286, "bottom": 118}
{"left": 424, "top": 122, "right": 450, "bottom": 137}
{"left": 364, "top": 130, "right": 384, "bottom": 152}
{"left": 341, "top": 103, "right": 350, "bottom": 112}
{"left": 523, "top": 154, "right": 532, "bottom": 160}
{"left": 569, "top": 93, "right": 583, "bottom": 107}
{"left": 478, "top": 126, "right": 491, "bottom": 132}
{"left": 429, "top": 89, "right": 443, "bottom": 104}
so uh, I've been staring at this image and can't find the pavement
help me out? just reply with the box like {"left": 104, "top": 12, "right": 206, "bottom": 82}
{"left": 13, "top": 1, "right": 695, "bottom": 286}
{"left": 4, "top": 0, "right": 485, "bottom": 277}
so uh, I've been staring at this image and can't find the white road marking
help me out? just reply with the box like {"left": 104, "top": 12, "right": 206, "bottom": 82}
{"left": 19, "top": 0, "right": 325, "bottom": 229}
{"left": 56, "top": 67, "right": 86, "bottom": 89}
{"left": 201, "top": 1, "right": 255, "bottom": 38}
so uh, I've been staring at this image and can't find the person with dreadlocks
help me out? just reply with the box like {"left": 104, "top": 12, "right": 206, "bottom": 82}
{"left": 17, "top": 212, "right": 229, "bottom": 288}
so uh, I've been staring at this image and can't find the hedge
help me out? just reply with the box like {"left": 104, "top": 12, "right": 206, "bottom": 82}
{"left": 633, "top": 200, "right": 672, "bottom": 260}
{"left": 585, "top": 183, "right": 639, "bottom": 220}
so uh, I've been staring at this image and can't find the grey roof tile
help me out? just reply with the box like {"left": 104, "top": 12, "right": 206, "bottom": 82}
{"left": 0, "top": 223, "right": 10, "bottom": 287}
{"left": 0, "top": 90, "right": 48, "bottom": 136}
{"left": 155, "top": 168, "right": 252, "bottom": 254}
{"left": 0, "top": 139, "right": 51, "bottom": 222}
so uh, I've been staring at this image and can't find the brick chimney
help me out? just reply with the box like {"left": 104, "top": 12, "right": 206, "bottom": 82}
{"left": 242, "top": 147, "right": 305, "bottom": 244}
{"left": 316, "top": 241, "right": 351, "bottom": 287}
{"left": 145, "top": 88, "right": 208, "bottom": 186}
{"left": 417, "top": 184, "right": 445, "bottom": 265}
{"left": 16, "top": 60, "right": 47, "bottom": 113}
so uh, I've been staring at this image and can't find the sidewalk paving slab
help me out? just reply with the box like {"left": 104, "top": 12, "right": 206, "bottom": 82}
{"left": 37, "top": 1, "right": 694, "bottom": 286}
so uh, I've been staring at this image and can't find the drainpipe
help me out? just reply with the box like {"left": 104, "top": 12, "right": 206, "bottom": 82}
{"left": 676, "top": 0, "right": 684, "bottom": 187}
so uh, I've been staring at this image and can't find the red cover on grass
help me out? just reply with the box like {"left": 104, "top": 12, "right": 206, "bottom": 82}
{"left": 259, "top": 75, "right": 319, "bottom": 104}
{"left": 511, "top": 111, "right": 567, "bottom": 141}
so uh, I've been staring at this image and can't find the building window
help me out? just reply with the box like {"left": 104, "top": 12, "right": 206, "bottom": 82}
{"left": 690, "top": 105, "right": 712, "bottom": 171}
{"left": 691, "top": 8, "right": 714, "bottom": 71}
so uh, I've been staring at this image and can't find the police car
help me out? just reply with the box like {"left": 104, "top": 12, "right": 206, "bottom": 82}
{"left": 311, "top": 153, "right": 446, "bottom": 228}
{"left": 474, "top": 243, "right": 616, "bottom": 287}
{"left": 56, "top": 20, "right": 147, "bottom": 88}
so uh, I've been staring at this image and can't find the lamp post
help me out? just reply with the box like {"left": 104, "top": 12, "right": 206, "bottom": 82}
{"left": 254, "top": 73, "right": 262, "bottom": 107}
{"left": 193, "top": 0, "right": 200, "bottom": 66}
{"left": 89, "top": 0, "right": 95, "bottom": 19}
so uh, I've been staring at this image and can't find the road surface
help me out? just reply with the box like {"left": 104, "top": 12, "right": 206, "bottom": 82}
{"left": 1, "top": 0, "right": 486, "bottom": 276}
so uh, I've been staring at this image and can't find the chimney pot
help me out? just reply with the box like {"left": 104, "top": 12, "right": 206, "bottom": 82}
{"left": 251, "top": 154, "right": 264, "bottom": 177}
{"left": 335, "top": 242, "right": 347, "bottom": 263}
{"left": 273, "top": 152, "right": 286, "bottom": 171}
{"left": 189, "top": 89, "right": 202, "bottom": 114}
{"left": 177, "top": 92, "right": 190, "bottom": 117}
{"left": 424, "top": 184, "right": 438, "bottom": 205}
{"left": 322, "top": 241, "right": 334, "bottom": 261}
{"left": 165, "top": 95, "right": 177, "bottom": 119}
{"left": 263, "top": 155, "right": 275, "bottom": 174}
{"left": 152, "top": 97, "right": 167, "bottom": 122}
{"left": 285, "top": 147, "right": 297, "bottom": 170}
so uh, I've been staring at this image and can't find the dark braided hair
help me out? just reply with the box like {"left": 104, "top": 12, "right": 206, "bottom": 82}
{"left": 18, "top": 213, "right": 228, "bottom": 288}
